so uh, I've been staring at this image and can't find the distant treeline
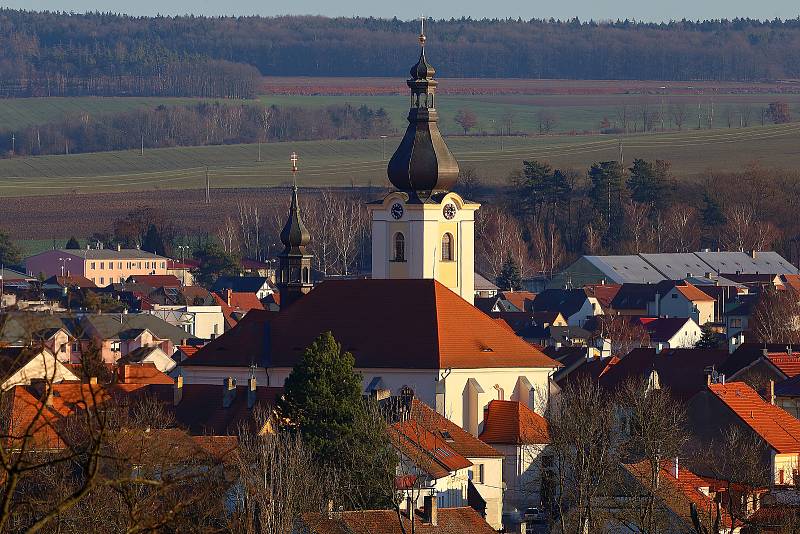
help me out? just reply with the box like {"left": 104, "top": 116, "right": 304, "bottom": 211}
{"left": 4, "top": 10, "right": 800, "bottom": 94}
{"left": 0, "top": 103, "right": 393, "bottom": 157}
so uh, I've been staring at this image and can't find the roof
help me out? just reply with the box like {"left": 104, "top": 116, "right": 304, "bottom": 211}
{"left": 610, "top": 283, "right": 658, "bottom": 311}
{"left": 409, "top": 399, "right": 502, "bottom": 458}
{"left": 499, "top": 291, "right": 536, "bottom": 312}
{"left": 695, "top": 251, "right": 796, "bottom": 276}
{"left": 638, "top": 253, "right": 717, "bottom": 281}
{"left": 600, "top": 348, "right": 729, "bottom": 401}
{"left": 764, "top": 352, "right": 800, "bottom": 378}
{"left": 0, "top": 267, "right": 33, "bottom": 282}
{"left": 638, "top": 317, "right": 697, "bottom": 343}
{"left": 391, "top": 419, "right": 472, "bottom": 479}
{"left": 709, "top": 381, "right": 800, "bottom": 453}
{"left": 775, "top": 374, "right": 800, "bottom": 398}
{"left": 212, "top": 291, "right": 265, "bottom": 329}
{"left": 532, "top": 288, "right": 589, "bottom": 317}
{"left": 116, "top": 346, "right": 165, "bottom": 364}
{"left": 30, "top": 248, "right": 166, "bottom": 260}
{"left": 479, "top": 400, "right": 549, "bottom": 445}
{"left": 185, "top": 279, "right": 560, "bottom": 370}
{"left": 212, "top": 276, "right": 271, "bottom": 294}
{"left": 584, "top": 283, "right": 621, "bottom": 310}
{"left": 720, "top": 343, "right": 800, "bottom": 377}
{"left": 80, "top": 313, "right": 192, "bottom": 344}
{"left": 115, "top": 363, "right": 174, "bottom": 384}
{"left": 125, "top": 275, "right": 181, "bottom": 288}
{"left": 584, "top": 255, "right": 666, "bottom": 284}
{"left": 0, "top": 312, "right": 80, "bottom": 345}
{"left": 172, "top": 383, "right": 282, "bottom": 436}
{"left": 675, "top": 283, "right": 715, "bottom": 302}
{"left": 299, "top": 507, "right": 496, "bottom": 534}
{"left": 623, "top": 460, "right": 735, "bottom": 528}
{"left": 474, "top": 272, "right": 499, "bottom": 292}
{"left": 44, "top": 275, "right": 96, "bottom": 288}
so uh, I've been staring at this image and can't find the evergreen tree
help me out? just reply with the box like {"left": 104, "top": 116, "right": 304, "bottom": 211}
{"left": 0, "top": 231, "right": 21, "bottom": 266}
{"left": 627, "top": 159, "right": 674, "bottom": 212}
{"left": 496, "top": 254, "right": 523, "bottom": 291}
{"left": 695, "top": 324, "right": 721, "bottom": 349}
{"left": 141, "top": 224, "right": 166, "bottom": 256}
{"left": 278, "top": 331, "right": 395, "bottom": 508}
{"left": 588, "top": 161, "right": 627, "bottom": 249}
{"left": 65, "top": 236, "right": 80, "bottom": 249}
{"left": 701, "top": 191, "right": 726, "bottom": 228}
{"left": 191, "top": 241, "right": 240, "bottom": 287}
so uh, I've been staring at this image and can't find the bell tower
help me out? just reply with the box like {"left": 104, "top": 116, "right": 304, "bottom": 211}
{"left": 277, "top": 152, "right": 313, "bottom": 308}
{"left": 367, "top": 22, "right": 479, "bottom": 304}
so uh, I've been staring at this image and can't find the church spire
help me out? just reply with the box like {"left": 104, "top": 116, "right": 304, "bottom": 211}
{"left": 387, "top": 20, "right": 460, "bottom": 196}
{"left": 277, "top": 152, "right": 313, "bottom": 308}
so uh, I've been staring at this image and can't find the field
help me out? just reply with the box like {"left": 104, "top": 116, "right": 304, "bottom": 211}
{"left": 0, "top": 123, "right": 798, "bottom": 200}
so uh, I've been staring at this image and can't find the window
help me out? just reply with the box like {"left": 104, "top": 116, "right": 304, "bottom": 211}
{"left": 118, "top": 262, "right": 122, "bottom": 269}
{"left": 471, "top": 463, "right": 484, "bottom": 484}
{"left": 393, "top": 233, "right": 405, "bottom": 262}
{"left": 59, "top": 344, "right": 66, "bottom": 353}
{"left": 100, "top": 262, "right": 104, "bottom": 269}
{"left": 731, "top": 318, "right": 743, "bottom": 328}
{"left": 72, "top": 342, "right": 80, "bottom": 353}
{"left": 90, "top": 262, "right": 96, "bottom": 269}
{"left": 290, "top": 266, "right": 300, "bottom": 282}
{"left": 441, "top": 233, "right": 454, "bottom": 261}
{"left": 100, "top": 277, "right": 104, "bottom": 285}
{"left": 302, "top": 266, "right": 310, "bottom": 283}
{"left": 161, "top": 262, "right": 166, "bottom": 269}
{"left": 671, "top": 293, "right": 678, "bottom": 299}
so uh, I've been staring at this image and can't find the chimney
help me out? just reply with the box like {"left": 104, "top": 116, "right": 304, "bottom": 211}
{"left": 707, "top": 373, "right": 712, "bottom": 386}
{"left": 769, "top": 379, "right": 776, "bottom": 405}
{"left": 223, "top": 377, "right": 237, "bottom": 408}
{"left": 248, "top": 373, "right": 257, "bottom": 409}
{"left": 89, "top": 376, "right": 98, "bottom": 385}
{"left": 423, "top": 494, "right": 438, "bottom": 526}
{"left": 225, "top": 288, "right": 232, "bottom": 307}
{"left": 672, "top": 457, "right": 679, "bottom": 479}
{"left": 116, "top": 243, "right": 121, "bottom": 251}
{"left": 751, "top": 250, "right": 757, "bottom": 259}
{"left": 174, "top": 374, "right": 184, "bottom": 406}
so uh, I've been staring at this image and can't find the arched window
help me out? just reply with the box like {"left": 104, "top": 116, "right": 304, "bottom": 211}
{"left": 441, "top": 233, "right": 454, "bottom": 261}
{"left": 393, "top": 233, "right": 405, "bottom": 262}
{"left": 302, "top": 266, "right": 309, "bottom": 283}
{"left": 290, "top": 266, "right": 300, "bottom": 283}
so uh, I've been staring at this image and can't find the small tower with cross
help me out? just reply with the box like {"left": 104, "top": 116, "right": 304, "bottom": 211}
{"left": 277, "top": 152, "right": 313, "bottom": 308}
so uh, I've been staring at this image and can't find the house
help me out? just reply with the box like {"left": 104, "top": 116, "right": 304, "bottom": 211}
{"left": 25, "top": 248, "right": 168, "bottom": 287}
{"left": 474, "top": 272, "right": 499, "bottom": 299}
{"left": 388, "top": 396, "right": 505, "bottom": 529}
{"left": 297, "top": 506, "right": 497, "bottom": 534}
{"left": 638, "top": 317, "right": 702, "bottom": 350}
{"left": 180, "top": 279, "right": 561, "bottom": 440}
{"left": 78, "top": 313, "right": 195, "bottom": 364}
{"left": 774, "top": 374, "right": 800, "bottom": 420}
{"left": 609, "top": 283, "right": 659, "bottom": 316}
{"left": 0, "top": 347, "right": 80, "bottom": 391}
{"left": 115, "top": 363, "right": 174, "bottom": 385}
{"left": 621, "top": 459, "right": 739, "bottom": 533}
{"left": 211, "top": 276, "right": 275, "bottom": 300}
{"left": 658, "top": 282, "right": 715, "bottom": 325}
{"left": 550, "top": 251, "right": 796, "bottom": 289}
{"left": 475, "top": 291, "right": 537, "bottom": 314}
{"left": 532, "top": 288, "right": 601, "bottom": 327}
{"left": 166, "top": 258, "right": 198, "bottom": 286}
{"left": 599, "top": 347, "right": 729, "bottom": 401}
{"left": 116, "top": 346, "right": 177, "bottom": 374}
{"left": 583, "top": 283, "right": 621, "bottom": 313}
{"left": 686, "top": 381, "right": 800, "bottom": 486}
{"left": 721, "top": 345, "right": 800, "bottom": 395}
{"left": 212, "top": 289, "right": 265, "bottom": 330}
{"left": 479, "top": 400, "right": 550, "bottom": 516}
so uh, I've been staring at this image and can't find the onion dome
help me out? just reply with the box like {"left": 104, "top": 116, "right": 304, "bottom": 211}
{"left": 279, "top": 185, "right": 311, "bottom": 255}
{"left": 387, "top": 28, "right": 459, "bottom": 196}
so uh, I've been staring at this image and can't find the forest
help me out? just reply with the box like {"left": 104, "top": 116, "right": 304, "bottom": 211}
{"left": 0, "top": 102, "right": 393, "bottom": 157}
{"left": 4, "top": 11, "right": 800, "bottom": 98}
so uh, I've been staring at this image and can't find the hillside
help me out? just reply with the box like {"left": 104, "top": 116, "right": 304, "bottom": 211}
{"left": 4, "top": 11, "right": 800, "bottom": 98}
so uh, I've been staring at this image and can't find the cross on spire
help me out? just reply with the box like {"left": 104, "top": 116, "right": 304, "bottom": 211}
{"left": 419, "top": 16, "right": 426, "bottom": 47}
{"left": 290, "top": 151, "right": 299, "bottom": 186}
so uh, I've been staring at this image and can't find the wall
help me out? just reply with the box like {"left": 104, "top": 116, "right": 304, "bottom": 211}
{"left": 471, "top": 456, "right": 504, "bottom": 529}
{"left": 1, "top": 351, "right": 79, "bottom": 391}
{"left": 774, "top": 453, "right": 800, "bottom": 485}
{"left": 666, "top": 321, "right": 702, "bottom": 348}
{"left": 495, "top": 442, "right": 548, "bottom": 513}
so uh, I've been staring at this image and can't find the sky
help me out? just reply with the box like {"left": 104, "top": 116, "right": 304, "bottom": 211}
{"left": 2, "top": 0, "right": 798, "bottom": 22}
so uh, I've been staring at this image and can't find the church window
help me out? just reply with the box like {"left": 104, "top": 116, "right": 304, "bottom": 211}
{"left": 302, "top": 266, "right": 309, "bottom": 283}
{"left": 442, "top": 233, "right": 454, "bottom": 261}
{"left": 290, "top": 266, "right": 300, "bottom": 283}
{"left": 393, "top": 233, "right": 405, "bottom": 262}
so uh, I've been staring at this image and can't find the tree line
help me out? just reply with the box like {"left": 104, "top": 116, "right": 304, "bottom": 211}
{"left": 0, "top": 102, "right": 393, "bottom": 158}
{"left": 5, "top": 10, "right": 800, "bottom": 97}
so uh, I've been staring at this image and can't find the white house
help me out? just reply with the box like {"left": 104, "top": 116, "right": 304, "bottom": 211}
{"left": 117, "top": 346, "right": 177, "bottom": 374}
{"left": 0, "top": 347, "right": 80, "bottom": 391}
{"left": 146, "top": 305, "right": 225, "bottom": 340}
{"left": 640, "top": 317, "right": 702, "bottom": 350}
{"left": 657, "top": 282, "right": 715, "bottom": 326}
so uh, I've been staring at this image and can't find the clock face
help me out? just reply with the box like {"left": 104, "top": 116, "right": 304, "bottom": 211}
{"left": 391, "top": 202, "right": 404, "bottom": 220}
{"left": 443, "top": 203, "right": 457, "bottom": 220}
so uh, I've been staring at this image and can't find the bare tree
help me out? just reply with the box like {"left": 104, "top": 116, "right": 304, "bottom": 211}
{"left": 453, "top": 108, "right": 478, "bottom": 135}
{"left": 217, "top": 216, "right": 239, "bottom": 255}
{"left": 669, "top": 102, "right": 689, "bottom": 131}
{"left": 738, "top": 103, "right": 752, "bottom": 127}
{"left": 594, "top": 314, "right": 650, "bottom": 357}
{"left": 750, "top": 286, "right": 800, "bottom": 344}
{"left": 720, "top": 204, "right": 780, "bottom": 252}
{"left": 476, "top": 207, "right": 532, "bottom": 279}
{"left": 537, "top": 109, "right": 559, "bottom": 134}
{"left": 546, "top": 377, "right": 623, "bottom": 534}
{"left": 623, "top": 200, "right": 654, "bottom": 253}
{"left": 661, "top": 205, "right": 700, "bottom": 253}
{"left": 615, "top": 104, "right": 631, "bottom": 133}
{"left": 454, "top": 167, "right": 483, "bottom": 200}
{"left": 530, "top": 222, "right": 565, "bottom": 278}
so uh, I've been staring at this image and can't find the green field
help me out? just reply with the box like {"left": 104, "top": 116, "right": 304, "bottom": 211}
{"left": 0, "top": 123, "right": 799, "bottom": 197}
{"left": 2, "top": 92, "right": 800, "bottom": 137}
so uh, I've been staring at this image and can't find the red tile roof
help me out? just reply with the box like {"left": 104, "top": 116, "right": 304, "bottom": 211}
{"left": 479, "top": 400, "right": 549, "bottom": 445}
{"left": 584, "top": 283, "right": 622, "bottom": 310}
{"left": 499, "top": 291, "right": 537, "bottom": 312}
{"left": 624, "top": 460, "right": 735, "bottom": 528}
{"left": 213, "top": 291, "right": 265, "bottom": 329}
{"left": 675, "top": 283, "right": 715, "bottom": 302}
{"left": 172, "top": 383, "right": 282, "bottom": 436}
{"left": 115, "top": 363, "right": 174, "bottom": 384}
{"left": 709, "top": 381, "right": 800, "bottom": 453}
{"left": 299, "top": 507, "right": 497, "bottom": 534}
{"left": 765, "top": 352, "right": 800, "bottom": 378}
{"left": 187, "top": 279, "right": 560, "bottom": 370}
{"left": 127, "top": 275, "right": 182, "bottom": 288}
{"left": 411, "top": 399, "right": 502, "bottom": 459}
{"left": 391, "top": 419, "right": 472, "bottom": 479}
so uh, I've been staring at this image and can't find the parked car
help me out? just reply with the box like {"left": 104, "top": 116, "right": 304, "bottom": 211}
{"left": 523, "top": 507, "right": 545, "bottom": 523}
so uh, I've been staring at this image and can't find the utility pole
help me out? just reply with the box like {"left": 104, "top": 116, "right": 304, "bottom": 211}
{"left": 698, "top": 100, "right": 702, "bottom": 130}
{"left": 141, "top": 135, "right": 144, "bottom": 156}
{"left": 618, "top": 140, "right": 624, "bottom": 165}
{"left": 257, "top": 141, "right": 262, "bottom": 162}
{"left": 709, "top": 98, "right": 714, "bottom": 129}
{"left": 380, "top": 135, "right": 387, "bottom": 160}
{"left": 11, "top": 134, "right": 14, "bottom": 155}
{"left": 205, "top": 166, "right": 210, "bottom": 204}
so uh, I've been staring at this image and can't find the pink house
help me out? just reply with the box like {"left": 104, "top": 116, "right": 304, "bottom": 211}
{"left": 26, "top": 248, "right": 168, "bottom": 288}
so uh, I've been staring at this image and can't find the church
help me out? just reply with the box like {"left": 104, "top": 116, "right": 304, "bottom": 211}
{"left": 179, "top": 27, "right": 560, "bottom": 528}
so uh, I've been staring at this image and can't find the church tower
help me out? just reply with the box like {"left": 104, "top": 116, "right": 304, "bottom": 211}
{"left": 277, "top": 153, "right": 313, "bottom": 308}
{"left": 367, "top": 23, "right": 480, "bottom": 304}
